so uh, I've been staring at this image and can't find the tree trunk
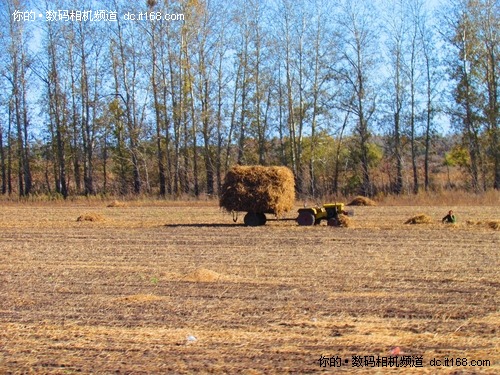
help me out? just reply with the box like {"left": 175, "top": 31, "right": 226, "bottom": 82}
{"left": 0, "top": 124, "right": 5, "bottom": 194}
{"left": 334, "top": 113, "right": 349, "bottom": 195}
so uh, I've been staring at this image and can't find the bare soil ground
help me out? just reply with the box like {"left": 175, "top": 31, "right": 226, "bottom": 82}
{"left": 0, "top": 201, "right": 498, "bottom": 374}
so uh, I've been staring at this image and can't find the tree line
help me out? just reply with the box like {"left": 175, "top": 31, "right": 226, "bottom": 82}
{"left": 0, "top": 0, "right": 498, "bottom": 199}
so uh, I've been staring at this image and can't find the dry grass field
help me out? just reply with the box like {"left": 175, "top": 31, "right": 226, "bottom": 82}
{"left": 0, "top": 199, "right": 498, "bottom": 374}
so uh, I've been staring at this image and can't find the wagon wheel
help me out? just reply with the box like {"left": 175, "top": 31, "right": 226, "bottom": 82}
{"left": 244, "top": 212, "right": 261, "bottom": 227}
{"left": 257, "top": 213, "right": 267, "bottom": 226}
{"left": 297, "top": 212, "right": 315, "bottom": 226}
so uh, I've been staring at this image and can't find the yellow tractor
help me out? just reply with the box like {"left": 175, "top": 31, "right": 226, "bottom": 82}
{"left": 296, "top": 203, "right": 347, "bottom": 226}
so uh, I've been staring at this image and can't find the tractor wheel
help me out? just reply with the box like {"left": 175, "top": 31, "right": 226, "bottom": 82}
{"left": 325, "top": 208, "right": 336, "bottom": 220}
{"left": 297, "top": 212, "right": 315, "bottom": 226}
{"left": 257, "top": 213, "right": 267, "bottom": 226}
{"left": 244, "top": 212, "right": 261, "bottom": 227}
{"left": 327, "top": 217, "right": 339, "bottom": 227}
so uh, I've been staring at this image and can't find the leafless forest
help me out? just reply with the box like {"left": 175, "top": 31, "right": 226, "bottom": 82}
{"left": 0, "top": 0, "right": 499, "bottom": 198}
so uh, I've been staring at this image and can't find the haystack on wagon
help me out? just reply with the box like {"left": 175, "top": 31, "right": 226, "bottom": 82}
{"left": 220, "top": 165, "right": 295, "bottom": 226}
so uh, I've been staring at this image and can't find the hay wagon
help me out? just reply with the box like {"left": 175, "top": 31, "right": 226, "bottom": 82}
{"left": 220, "top": 165, "right": 295, "bottom": 226}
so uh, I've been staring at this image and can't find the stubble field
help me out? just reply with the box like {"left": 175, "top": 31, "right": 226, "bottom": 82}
{"left": 0, "top": 200, "right": 498, "bottom": 374}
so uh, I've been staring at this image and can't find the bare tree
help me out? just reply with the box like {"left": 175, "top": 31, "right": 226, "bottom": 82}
{"left": 144, "top": 1, "right": 167, "bottom": 196}
{"left": 443, "top": 0, "right": 490, "bottom": 191}
{"left": 417, "top": 2, "right": 441, "bottom": 192}
{"left": 406, "top": 1, "right": 420, "bottom": 194}
{"left": 383, "top": 0, "right": 407, "bottom": 194}
{"left": 2, "top": 0, "right": 33, "bottom": 196}
{"left": 275, "top": 0, "right": 310, "bottom": 193}
{"left": 44, "top": 18, "right": 69, "bottom": 197}
{"left": 65, "top": 8, "right": 106, "bottom": 196}
{"left": 476, "top": 0, "right": 499, "bottom": 189}
{"left": 232, "top": 2, "right": 252, "bottom": 165}
{"left": 110, "top": 0, "right": 148, "bottom": 194}
{"left": 338, "top": 0, "right": 379, "bottom": 196}
{"left": 306, "top": 0, "right": 337, "bottom": 198}
{"left": 213, "top": 7, "right": 231, "bottom": 195}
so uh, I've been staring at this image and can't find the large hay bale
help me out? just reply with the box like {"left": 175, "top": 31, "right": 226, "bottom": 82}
{"left": 404, "top": 214, "right": 432, "bottom": 225}
{"left": 347, "top": 196, "right": 377, "bottom": 206}
{"left": 220, "top": 165, "right": 295, "bottom": 215}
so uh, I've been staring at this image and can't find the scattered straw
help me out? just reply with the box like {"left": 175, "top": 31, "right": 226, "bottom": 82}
{"left": 466, "top": 220, "right": 482, "bottom": 226}
{"left": 183, "top": 268, "right": 223, "bottom": 282}
{"left": 114, "top": 294, "right": 164, "bottom": 304}
{"left": 220, "top": 165, "right": 295, "bottom": 215}
{"left": 76, "top": 213, "right": 104, "bottom": 222}
{"left": 347, "top": 196, "right": 377, "bottom": 206}
{"left": 466, "top": 220, "right": 500, "bottom": 230}
{"left": 404, "top": 214, "right": 432, "bottom": 225}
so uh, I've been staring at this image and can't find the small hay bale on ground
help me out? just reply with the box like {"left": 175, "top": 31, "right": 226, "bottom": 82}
{"left": 327, "top": 214, "right": 353, "bottom": 228}
{"left": 220, "top": 165, "right": 295, "bottom": 215}
{"left": 404, "top": 214, "right": 432, "bottom": 225}
{"left": 107, "top": 200, "right": 127, "bottom": 208}
{"left": 76, "top": 213, "right": 104, "bottom": 222}
{"left": 347, "top": 196, "right": 377, "bottom": 206}
{"left": 183, "top": 268, "right": 223, "bottom": 282}
{"left": 488, "top": 221, "right": 500, "bottom": 230}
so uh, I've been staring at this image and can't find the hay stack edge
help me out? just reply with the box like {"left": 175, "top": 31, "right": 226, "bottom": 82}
{"left": 220, "top": 165, "right": 295, "bottom": 215}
